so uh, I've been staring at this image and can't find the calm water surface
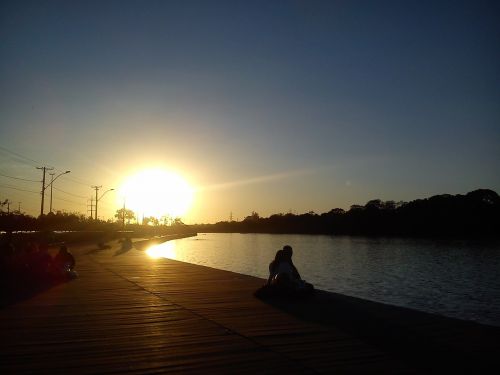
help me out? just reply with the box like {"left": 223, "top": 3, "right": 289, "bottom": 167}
{"left": 148, "top": 233, "right": 500, "bottom": 327}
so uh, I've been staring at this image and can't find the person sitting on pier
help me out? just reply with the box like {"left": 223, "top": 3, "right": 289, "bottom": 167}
{"left": 53, "top": 245, "right": 77, "bottom": 279}
{"left": 258, "top": 245, "right": 314, "bottom": 297}
{"left": 121, "top": 237, "right": 133, "bottom": 250}
{"left": 280, "top": 245, "right": 302, "bottom": 280}
{"left": 267, "top": 249, "right": 283, "bottom": 285}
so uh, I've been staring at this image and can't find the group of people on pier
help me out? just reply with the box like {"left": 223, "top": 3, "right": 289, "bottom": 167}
{"left": 0, "top": 235, "right": 76, "bottom": 297}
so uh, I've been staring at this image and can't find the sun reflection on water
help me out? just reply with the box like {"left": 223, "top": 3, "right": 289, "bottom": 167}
{"left": 146, "top": 241, "right": 177, "bottom": 259}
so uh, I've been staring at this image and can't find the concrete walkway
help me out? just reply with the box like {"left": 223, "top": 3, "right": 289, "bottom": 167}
{"left": 1, "top": 238, "right": 498, "bottom": 374}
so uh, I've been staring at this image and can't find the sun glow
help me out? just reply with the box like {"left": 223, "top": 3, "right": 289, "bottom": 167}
{"left": 118, "top": 169, "right": 194, "bottom": 219}
{"left": 146, "top": 241, "right": 176, "bottom": 259}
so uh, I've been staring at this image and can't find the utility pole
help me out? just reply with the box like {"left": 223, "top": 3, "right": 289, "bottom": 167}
{"left": 46, "top": 170, "right": 69, "bottom": 214}
{"left": 88, "top": 197, "right": 94, "bottom": 219}
{"left": 18, "top": 202, "right": 21, "bottom": 213}
{"left": 91, "top": 186, "right": 101, "bottom": 220}
{"left": 6, "top": 199, "right": 11, "bottom": 214}
{"left": 49, "top": 173, "right": 55, "bottom": 213}
{"left": 37, "top": 166, "right": 54, "bottom": 216}
{"left": 92, "top": 186, "right": 114, "bottom": 221}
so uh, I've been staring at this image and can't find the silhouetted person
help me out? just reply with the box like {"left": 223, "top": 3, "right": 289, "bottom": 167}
{"left": 268, "top": 250, "right": 283, "bottom": 285}
{"left": 268, "top": 246, "right": 298, "bottom": 285}
{"left": 122, "top": 237, "right": 132, "bottom": 250}
{"left": 270, "top": 245, "right": 313, "bottom": 295}
{"left": 281, "top": 245, "right": 301, "bottom": 281}
{"left": 256, "top": 245, "right": 314, "bottom": 297}
{"left": 53, "top": 245, "right": 76, "bottom": 279}
{"left": 269, "top": 245, "right": 301, "bottom": 285}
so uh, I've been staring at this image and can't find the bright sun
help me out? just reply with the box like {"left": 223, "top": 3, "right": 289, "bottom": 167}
{"left": 118, "top": 169, "right": 194, "bottom": 219}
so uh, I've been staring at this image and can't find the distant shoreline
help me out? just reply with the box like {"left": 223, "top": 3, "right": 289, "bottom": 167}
{"left": 191, "top": 189, "right": 500, "bottom": 238}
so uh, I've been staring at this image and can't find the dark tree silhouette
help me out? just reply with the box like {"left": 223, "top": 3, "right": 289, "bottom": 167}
{"left": 191, "top": 189, "right": 500, "bottom": 238}
{"left": 114, "top": 208, "right": 136, "bottom": 224}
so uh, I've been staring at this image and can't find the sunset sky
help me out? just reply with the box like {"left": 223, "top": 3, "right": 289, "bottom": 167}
{"left": 1, "top": 1, "right": 499, "bottom": 223}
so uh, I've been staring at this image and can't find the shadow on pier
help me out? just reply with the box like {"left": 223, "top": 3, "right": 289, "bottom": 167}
{"left": 258, "top": 289, "right": 500, "bottom": 374}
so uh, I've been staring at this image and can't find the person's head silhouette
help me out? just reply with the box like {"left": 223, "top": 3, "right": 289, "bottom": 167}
{"left": 282, "top": 245, "right": 293, "bottom": 259}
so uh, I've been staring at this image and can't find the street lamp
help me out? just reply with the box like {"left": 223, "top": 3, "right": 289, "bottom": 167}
{"left": 48, "top": 170, "right": 71, "bottom": 213}
{"left": 95, "top": 188, "right": 114, "bottom": 220}
{"left": 45, "top": 170, "right": 70, "bottom": 214}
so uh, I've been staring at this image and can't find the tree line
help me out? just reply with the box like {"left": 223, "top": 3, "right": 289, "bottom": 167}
{"left": 191, "top": 189, "right": 500, "bottom": 237}
{"left": 1, "top": 189, "right": 498, "bottom": 237}
{"left": 0, "top": 208, "right": 188, "bottom": 234}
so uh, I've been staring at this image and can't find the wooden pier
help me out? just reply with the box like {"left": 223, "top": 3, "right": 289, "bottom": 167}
{"left": 1, "top": 237, "right": 499, "bottom": 374}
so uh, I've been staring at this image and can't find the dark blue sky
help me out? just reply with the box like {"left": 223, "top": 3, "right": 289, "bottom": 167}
{"left": 1, "top": 1, "right": 499, "bottom": 222}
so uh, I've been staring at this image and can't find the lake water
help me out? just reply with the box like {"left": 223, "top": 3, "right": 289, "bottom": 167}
{"left": 147, "top": 233, "right": 500, "bottom": 327}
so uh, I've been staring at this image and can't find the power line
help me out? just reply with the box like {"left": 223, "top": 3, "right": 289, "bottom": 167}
{"left": 0, "top": 154, "right": 39, "bottom": 169}
{"left": 52, "top": 195, "right": 86, "bottom": 206}
{"left": 0, "top": 145, "right": 109, "bottom": 193}
{"left": 0, "top": 171, "right": 40, "bottom": 183}
{"left": 52, "top": 166, "right": 95, "bottom": 186}
{"left": 0, "top": 183, "right": 39, "bottom": 194}
{"left": 0, "top": 145, "right": 45, "bottom": 168}
{"left": 0, "top": 145, "right": 94, "bottom": 186}
{"left": 52, "top": 186, "right": 87, "bottom": 199}
{"left": 0, "top": 146, "right": 116, "bottom": 217}
{"left": 64, "top": 175, "right": 97, "bottom": 187}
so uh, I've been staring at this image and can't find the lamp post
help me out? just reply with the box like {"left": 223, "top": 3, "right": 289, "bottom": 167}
{"left": 49, "top": 173, "right": 55, "bottom": 213}
{"left": 45, "top": 170, "right": 70, "bottom": 215}
{"left": 95, "top": 188, "right": 114, "bottom": 220}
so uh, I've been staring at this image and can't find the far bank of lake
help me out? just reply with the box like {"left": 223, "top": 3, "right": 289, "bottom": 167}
{"left": 148, "top": 233, "right": 500, "bottom": 327}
